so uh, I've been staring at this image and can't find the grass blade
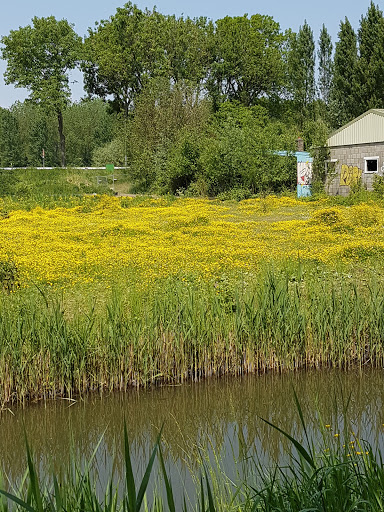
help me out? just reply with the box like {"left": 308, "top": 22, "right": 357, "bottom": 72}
{"left": 123, "top": 422, "right": 136, "bottom": 512}
{"left": 135, "top": 430, "right": 162, "bottom": 511}
{"left": 260, "top": 417, "right": 316, "bottom": 470}
{"left": 0, "top": 490, "right": 35, "bottom": 512}
{"left": 158, "top": 446, "right": 176, "bottom": 512}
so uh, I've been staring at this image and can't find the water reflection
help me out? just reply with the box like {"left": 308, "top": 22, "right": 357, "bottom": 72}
{"left": 1, "top": 368, "right": 384, "bottom": 484}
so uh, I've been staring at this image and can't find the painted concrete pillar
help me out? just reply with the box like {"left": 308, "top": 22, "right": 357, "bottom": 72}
{"left": 296, "top": 152, "right": 313, "bottom": 198}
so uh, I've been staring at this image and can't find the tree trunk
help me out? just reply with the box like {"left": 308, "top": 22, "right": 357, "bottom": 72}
{"left": 57, "top": 110, "right": 66, "bottom": 167}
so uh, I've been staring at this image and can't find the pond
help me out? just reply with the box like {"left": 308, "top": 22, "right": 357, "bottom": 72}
{"left": 1, "top": 368, "right": 384, "bottom": 503}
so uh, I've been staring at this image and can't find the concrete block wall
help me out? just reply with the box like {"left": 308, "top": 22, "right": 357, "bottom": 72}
{"left": 326, "top": 142, "right": 384, "bottom": 196}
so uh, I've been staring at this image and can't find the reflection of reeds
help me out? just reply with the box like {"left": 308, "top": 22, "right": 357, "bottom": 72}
{"left": 3, "top": 413, "right": 384, "bottom": 512}
{"left": 2, "top": 268, "right": 384, "bottom": 407}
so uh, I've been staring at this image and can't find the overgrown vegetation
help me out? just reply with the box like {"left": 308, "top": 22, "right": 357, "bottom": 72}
{"left": 1, "top": 3, "right": 383, "bottom": 196}
{"left": 0, "top": 167, "right": 132, "bottom": 200}
{"left": 2, "top": 266, "right": 384, "bottom": 406}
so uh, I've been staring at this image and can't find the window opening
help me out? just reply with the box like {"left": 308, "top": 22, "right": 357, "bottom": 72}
{"left": 364, "top": 156, "right": 379, "bottom": 173}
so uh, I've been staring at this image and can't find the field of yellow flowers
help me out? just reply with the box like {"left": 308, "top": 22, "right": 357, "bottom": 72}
{"left": 1, "top": 195, "right": 384, "bottom": 289}
{"left": 2, "top": 194, "right": 384, "bottom": 406}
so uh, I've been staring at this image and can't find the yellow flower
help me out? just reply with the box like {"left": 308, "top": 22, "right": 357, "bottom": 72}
{"left": 2, "top": 196, "right": 384, "bottom": 289}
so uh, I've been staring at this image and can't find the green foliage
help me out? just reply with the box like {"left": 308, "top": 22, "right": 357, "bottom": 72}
{"left": 373, "top": 175, "right": 384, "bottom": 197}
{"left": 355, "top": 2, "right": 384, "bottom": 111}
{"left": 92, "top": 138, "right": 126, "bottom": 167}
{"left": 12, "top": 102, "right": 60, "bottom": 167}
{"left": 64, "top": 100, "right": 115, "bottom": 166}
{"left": 208, "top": 14, "right": 286, "bottom": 107}
{"left": 0, "top": 100, "right": 116, "bottom": 168}
{"left": 0, "top": 259, "right": 19, "bottom": 292}
{"left": 4, "top": 5, "right": 384, "bottom": 197}
{"left": 162, "top": 130, "right": 203, "bottom": 194}
{"left": 0, "top": 169, "right": 19, "bottom": 197}
{"left": 216, "top": 187, "right": 252, "bottom": 201}
{"left": 330, "top": 18, "right": 358, "bottom": 127}
{"left": 309, "top": 123, "right": 331, "bottom": 191}
{"left": 83, "top": 3, "right": 167, "bottom": 114}
{"left": 287, "top": 21, "right": 316, "bottom": 124}
{"left": 0, "top": 108, "right": 22, "bottom": 167}
{"left": 0, "top": 168, "right": 115, "bottom": 200}
{"left": 4, "top": 259, "right": 384, "bottom": 408}
{"left": 1, "top": 16, "right": 82, "bottom": 166}
{"left": 1, "top": 17, "right": 81, "bottom": 112}
{"left": 317, "top": 24, "right": 333, "bottom": 107}
{"left": 127, "top": 79, "right": 211, "bottom": 193}
{"left": 312, "top": 207, "right": 342, "bottom": 226}
{"left": 199, "top": 103, "right": 297, "bottom": 195}
{"left": 161, "top": 15, "right": 213, "bottom": 86}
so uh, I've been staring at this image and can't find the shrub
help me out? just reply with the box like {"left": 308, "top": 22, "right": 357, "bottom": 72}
{"left": 0, "top": 259, "right": 20, "bottom": 291}
{"left": 348, "top": 203, "right": 381, "bottom": 227}
{"left": 312, "top": 207, "right": 342, "bottom": 226}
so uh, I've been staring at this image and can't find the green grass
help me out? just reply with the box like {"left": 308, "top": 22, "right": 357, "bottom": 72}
{"left": 2, "top": 266, "right": 384, "bottom": 407}
{"left": 0, "top": 167, "right": 133, "bottom": 204}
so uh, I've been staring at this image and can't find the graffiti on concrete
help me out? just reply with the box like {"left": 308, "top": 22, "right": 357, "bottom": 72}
{"left": 297, "top": 161, "right": 312, "bottom": 185}
{"left": 340, "top": 164, "right": 362, "bottom": 186}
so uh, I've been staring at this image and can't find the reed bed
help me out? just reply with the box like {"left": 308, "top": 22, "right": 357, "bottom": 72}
{"left": 1, "top": 268, "right": 384, "bottom": 407}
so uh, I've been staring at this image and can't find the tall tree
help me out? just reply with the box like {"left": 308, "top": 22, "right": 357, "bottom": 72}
{"left": 356, "top": 2, "right": 384, "bottom": 111}
{"left": 161, "top": 15, "right": 213, "bottom": 86}
{"left": 208, "top": 14, "right": 285, "bottom": 107}
{"left": 12, "top": 102, "right": 59, "bottom": 166}
{"left": 1, "top": 17, "right": 82, "bottom": 167}
{"left": 330, "top": 17, "right": 358, "bottom": 127}
{"left": 287, "top": 21, "right": 316, "bottom": 124}
{"left": 0, "top": 108, "right": 22, "bottom": 167}
{"left": 317, "top": 24, "right": 333, "bottom": 106}
{"left": 83, "top": 3, "right": 166, "bottom": 115}
{"left": 64, "top": 99, "right": 115, "bottom": 166}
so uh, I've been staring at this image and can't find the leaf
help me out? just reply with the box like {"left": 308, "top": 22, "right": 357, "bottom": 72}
{"left": 123, "top": 421, "right": 137, "bottom": 512}
{"left": 136, "top": 429, "right": 162, "bottom": 511}
{"left": 158, "top": 445, "right": 176, "bottom": 512}
{"left": 0, "top": 489, "right": 36, "bottom": 512}
{"left": 260, "top": 416, "right": 316, "bottom": 470}
{"left": 24, "top": 436, "right": 44, "bottom": 512}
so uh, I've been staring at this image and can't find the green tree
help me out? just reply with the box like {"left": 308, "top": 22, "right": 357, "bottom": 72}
{"left": 200, "top": 103, "right": 296, "bottom": 195}
{"left": 317, "top": 25, "right": 333, "bottom": 106}
{"left": 287, "top": 21, "right": 316, "bottom": 124}
{"left": 330, "top": 18, "right": 358, "bottom": 127}
{"left": 162, "top": 15, "right": 213, "bottom": 86}
{"left": 208, "top": 14, "right": 285, "bottom": 107}
{"left": 1, "top": 16, "right": 82, "bottom": 167}
{"left": 127, "top": 78, "right": 211, "bottom": 192}
{"left": 356, "top": 2, "right": 384, "bottom": 111}
{"left": 64, "top": 99, "right": 115, "bottom": 166}
{"left": 12, "top": 101, "right": 59, "bottom": 167}
{"left": 83, "top": 3, "right": 166, "bottom": 115}
{"left": 0, "top": 108, "right": 22, "bottom": 167}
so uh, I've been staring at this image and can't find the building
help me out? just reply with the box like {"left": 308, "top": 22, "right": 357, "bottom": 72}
{"left": 326, "top": 109, "right": 384, "bottom": 196}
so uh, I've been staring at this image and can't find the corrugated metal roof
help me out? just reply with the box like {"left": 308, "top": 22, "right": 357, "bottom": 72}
{"left": 327, "top": 109, "right": 384, "bottom": 147}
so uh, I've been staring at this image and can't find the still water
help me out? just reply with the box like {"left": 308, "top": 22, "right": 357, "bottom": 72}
{"left": 1, "top": 369, "right": 384, "bottom": 499}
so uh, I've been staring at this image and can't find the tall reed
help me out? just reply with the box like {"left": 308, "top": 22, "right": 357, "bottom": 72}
{"left": 1, "top": 267, "right": 384, "bottom": 406}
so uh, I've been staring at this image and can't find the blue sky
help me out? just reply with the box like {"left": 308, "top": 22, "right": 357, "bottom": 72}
{"left": 0, "top": 0, "right": 375, "bottom": 108}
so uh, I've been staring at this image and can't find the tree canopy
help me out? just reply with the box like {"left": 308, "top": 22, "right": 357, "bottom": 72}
{"left": 1, "top": 16, "right": 82, "bottom": 166}
{"left": 2, "top": 3, "right": 384, "bottom": 196}
{"left": 208, "top": 14, "right": 285, "bottom": 107}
